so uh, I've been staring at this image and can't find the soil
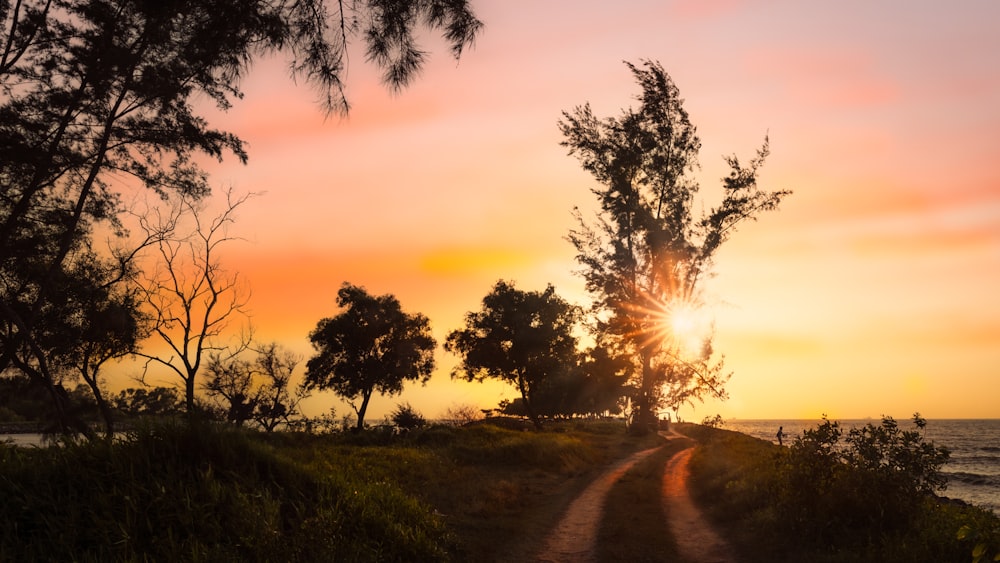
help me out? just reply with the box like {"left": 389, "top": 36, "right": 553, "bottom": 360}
{"left": 534, "top": 429, "right": 736, "bottom": 563}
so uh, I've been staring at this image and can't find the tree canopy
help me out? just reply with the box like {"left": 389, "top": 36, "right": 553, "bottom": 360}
{"left": 560, "top": 60, "right": 790, "bottom": 432}
{"left": 305, "top": 283, "right": 436, "bottom": 431}
{"left": 445, "top": 280, "right": 580, "bottom": 429}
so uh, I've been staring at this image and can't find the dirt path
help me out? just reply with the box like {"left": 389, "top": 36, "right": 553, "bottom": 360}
{"left": 534, "top": 430, "right": 736, "bottom": 563}
{"left": 534, "top": 445, "right": 661, "bottom": 562}
{"left": 662, "top": 445, "right": 737, "bottom": 563}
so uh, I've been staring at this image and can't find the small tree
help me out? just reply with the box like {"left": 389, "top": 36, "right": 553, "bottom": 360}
{"left": 203, "top": 353, "right": 257, "bottom": 427}
{"left": 779, "top": 414, "right": 950, "bottom": 540}
{"left": 202, "top": 342, "right": 309, "bottom": 431}
{"left": 136, "top": 189, "right": 253, "bottom": 416}
{"left": 252, "top": 342, "right": 308, "bottom": 432}
{"left": 390, "top": 402, "right": 426, "bottom": 431}
{"left": 445, "top": 280, "right": 580, "bottom": 430}
{"left": 304, "top": 283, "right": 435, "bottom": 431}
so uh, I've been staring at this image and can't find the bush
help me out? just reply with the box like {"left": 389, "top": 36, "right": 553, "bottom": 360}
{"left": 778, "top": 413, "right": 950, "bottom": 541}
{"left": 391, "top": 402, "right": 427, "bottom": 431}
{"left": 686, "top": 420, "right": 995, "bottom": 562}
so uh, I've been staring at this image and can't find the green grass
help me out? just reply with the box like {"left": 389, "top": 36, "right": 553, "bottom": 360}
{"left": 9, "top": 419, "right": 992, "bottom": 562}
{"left": 0, "top": 418, "right": 658, "bottom": 562}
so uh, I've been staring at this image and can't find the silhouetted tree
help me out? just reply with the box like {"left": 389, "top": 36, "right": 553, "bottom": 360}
{"left": 112, "top": 386, "right": 182, "bottom": 418}
{"left": 390, "top": 402, "right": 426, "bottom": 431}
{"left": 560, "top": 60, "right": 791, "bottom": 433}
{"left": 135, "top": 189, "right": 252, "bottom": 416}
{"left": 0, "top": 0, "right": 480, "bottom": 431}
{"left": 445, "top": 280, "right": 580, "bottom": 430}
{"left": 203, "top": 342, "right": 309, "bottom": 431}
{"left": 305, "top": 283, "right": 435, "bottom": 431}
{"left": 203, "top": 353, "right": 257, "bottom": 426}
{"left": 0, "top": 236, "right": 148, "bottom": 437}
{"left": 251, "top": 342, "right": 308, "bottom": 432}
{"left": 571, "top": 343, "right": 630, "bottom": 416}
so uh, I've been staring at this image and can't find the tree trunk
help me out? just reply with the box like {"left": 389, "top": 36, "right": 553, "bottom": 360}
{"left": 355, "top": 390, "right": 373, "bottom": 431}
{"left": 632, "top": 350, "right": 659, "bottom": 435}
{"left": 518, "top": 373, "right": 542, "bottom": 431}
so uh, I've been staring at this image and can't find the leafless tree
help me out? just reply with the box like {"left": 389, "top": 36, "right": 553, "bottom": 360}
{"left": 135, "top": 188, "right": 253, "bottom": 415}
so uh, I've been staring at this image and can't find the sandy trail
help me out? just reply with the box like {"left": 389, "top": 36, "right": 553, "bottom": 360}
{"left": 534, "top": 445, "right": 661, "bottom": 563}
{"left": 661, "top": 445, "right": 737, "bottom": 563}
{"left": 534, "top": 429, "right": 736, "bottom": 563}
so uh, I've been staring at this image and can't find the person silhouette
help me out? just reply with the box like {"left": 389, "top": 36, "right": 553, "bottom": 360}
{"left": 776, "top": 425, "right": 785, "bottom": 446}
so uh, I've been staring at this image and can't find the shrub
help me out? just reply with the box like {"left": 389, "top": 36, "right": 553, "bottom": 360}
{"left": 391, "top": 402, "right": 427, "bottom": 431}
{"left": 443, "top": 403, "right": 485, "bottom": 425}
{"left": 778, "top": 414, "right": 950, "bottom": 542}
{"left": 700, "top": 414, "right": 725, "bottom": 428}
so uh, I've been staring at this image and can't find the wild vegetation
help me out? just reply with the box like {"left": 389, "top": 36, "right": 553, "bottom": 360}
{"left": 0, "top": 419, "right": 659, "bottom": 561}
{"left": 683, "top": 418, "right": 1000, "bottom": 562}
{"left": 3, "top": 418, "right": 995, "bottom": 561}
{"left": 0, "top": 0, "right": 480, "bottom": 438}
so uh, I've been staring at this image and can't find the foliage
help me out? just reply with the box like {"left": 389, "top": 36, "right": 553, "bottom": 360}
{"left": 0, "top": 422, "right": 450, "bottom": 561}
{"left": 305, "top": 283, "right": 436, "bottom": 431}
{"left": 958, "top": 518, "right": 1000, "bottom": 563}
{"left": 559, "top": 60, "right": 790, "bottom": 432}
{"left": 390, "top": 402, "right": 426, "bottom": 431}
{"left": 0, "top": 418, "right": 663, "bottom": 562}
{"left": 0, "top": 0, "right": 481, "bottom": 435}
{"left": 443, "top": 402, "right": 486, "bottom": 425}
{"left": 684, "top": 419, "right": 994, "bottom": 562}
{"left": 779, "top": 414, "right": 951, "bottom": 539}
{"left": 203, "top": 342, "right": 309, "bottom": 431}
{"left": 700, "top": 413, "right": 724, "bottom": 428}
{"left": 445, "top": 280, "right": 580, "bottom": 429}
{"left": 112, "top": 386, "right": 183, "bottom": 418}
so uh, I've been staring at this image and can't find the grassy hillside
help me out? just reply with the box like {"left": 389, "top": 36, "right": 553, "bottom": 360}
{"left": 2, "top": 420, "right": 996, "bottom": 561}
{"left": 0, "top": 419, "right": 659, "bottom": 562}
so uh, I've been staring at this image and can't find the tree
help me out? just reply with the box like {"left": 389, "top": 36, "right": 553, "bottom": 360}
{"left": 445, "top": 280, "right": 580, "bottom": 430}
{"left": 305, "top": 283, "right": 435, "bottom": 431}
{"left": 251, "top": 342, "right": 308, "bottom": 432}
{"left": 0, "top": 0, "right": 480, "bottom": 432}
{"left": 560, "top": 60, "right": 790, "bottom": 433}
{"left": 203, "top": 342, "right": 309, "bottom": 431}
{"left": 135, "top": 188, "right": 253, "bottom": 415}
{"left": 112, "top": 386, "right": 182, "bottom": 418}
{"left": 0, "top": 234, "right": 149, "bottom": 437}
{"left": 390, "top": 402, "right": 426, "bottom": 431}
{"left": 203, "top": 353, "right": 257, "bottom": 426}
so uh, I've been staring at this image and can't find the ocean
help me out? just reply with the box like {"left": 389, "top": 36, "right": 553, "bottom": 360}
{"left": 723, "top": 419, "right": 1000, "bottom": 514}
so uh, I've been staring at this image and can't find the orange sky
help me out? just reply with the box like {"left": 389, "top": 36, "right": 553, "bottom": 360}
{"left": 132, "top": 0, "right": 1000, "bottom": 422}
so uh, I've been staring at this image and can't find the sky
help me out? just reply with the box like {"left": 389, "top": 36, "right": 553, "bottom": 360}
{"left": 146, "top": 0, "right": 1000, "bottom": 422}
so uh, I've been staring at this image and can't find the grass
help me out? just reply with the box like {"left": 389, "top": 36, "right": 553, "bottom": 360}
{"left": 5, "top": 418, "right": 995, "bottom": 561}
{"left": 0, "top": 418, "right": 658, "bottom": 562}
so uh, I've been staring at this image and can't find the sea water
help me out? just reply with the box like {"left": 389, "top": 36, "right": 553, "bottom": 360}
{"left": 723, "top": 419, "right": 1000, "bottom": 514}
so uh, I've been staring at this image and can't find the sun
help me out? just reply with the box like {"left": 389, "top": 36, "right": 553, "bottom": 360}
{"left": 663, "top": 301, "right": 712, "bottom": 355}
